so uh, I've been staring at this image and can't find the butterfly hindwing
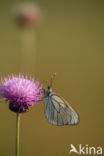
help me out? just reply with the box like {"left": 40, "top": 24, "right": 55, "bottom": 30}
{"left": 44, "top": 92, "right": 79, "bottom": 126}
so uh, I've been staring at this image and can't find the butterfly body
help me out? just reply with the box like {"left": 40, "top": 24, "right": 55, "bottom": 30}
{"left": 44, "top": 86, "right": 79, "bottom": 126}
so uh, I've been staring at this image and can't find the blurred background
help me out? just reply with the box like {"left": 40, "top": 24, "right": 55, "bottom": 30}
{"left": 0, "top": 0, "right": 104, "bottom": 156}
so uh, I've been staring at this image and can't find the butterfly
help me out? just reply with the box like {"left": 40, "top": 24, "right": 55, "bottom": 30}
{"left": 43, "top": 74, "right": 80, "bottom": 126}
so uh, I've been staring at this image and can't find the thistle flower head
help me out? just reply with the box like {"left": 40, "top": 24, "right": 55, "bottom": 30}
{"left": 0, "top": 74, "right": 42, "bottom": 113}
{"left": 12, "top": 2, "right": 43, "bottom": 27}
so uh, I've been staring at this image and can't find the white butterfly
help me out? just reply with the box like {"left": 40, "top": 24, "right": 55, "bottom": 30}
{"left": 43, "top": 74, "right": 80, "bottom": 126}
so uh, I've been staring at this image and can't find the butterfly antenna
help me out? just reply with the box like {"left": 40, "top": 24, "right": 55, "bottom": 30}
{"left": 50, "top": 72, "right": 56, "bottom": 87}
{"left": 41, "top": 79, "right": 48, "bottom": 86}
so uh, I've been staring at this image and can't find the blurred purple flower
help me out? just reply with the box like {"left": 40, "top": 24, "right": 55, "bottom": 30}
{"left": 0, "top": 74, "right": 42, "bottom": 113}
{"left": 12, "top": 2, "right": 43, "bottom": 27}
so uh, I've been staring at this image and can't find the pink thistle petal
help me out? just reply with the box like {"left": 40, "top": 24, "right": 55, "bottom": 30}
{"left": 0, "top": 74, "right": 42, "bottom": 113}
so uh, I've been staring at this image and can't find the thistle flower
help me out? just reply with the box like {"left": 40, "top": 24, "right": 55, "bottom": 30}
{"left": 12, "top": 3, "right": 43, "bottom": 73}
{"left": 0, "top": 74, "right": 42, "bottom": 113}
{"left": 12, "top": 2, "right": 43, "bottom": 27}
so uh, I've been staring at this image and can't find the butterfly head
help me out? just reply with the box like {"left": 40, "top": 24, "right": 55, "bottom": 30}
{"left": 47, "top": 85, "right": 52, "bottom": 92}
{"left": 47, "top": 86, "right": 50, "bottom": 89}
{"left": 43, "top": 86, "right": 52, "bottom": 97}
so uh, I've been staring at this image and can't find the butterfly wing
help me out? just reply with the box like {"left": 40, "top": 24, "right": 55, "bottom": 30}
{"left": 44, "top": 93, "right": 79, "bottom": 126}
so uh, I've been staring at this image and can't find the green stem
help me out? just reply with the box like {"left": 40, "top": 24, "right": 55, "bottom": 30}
{"left": 16, "top": 113, "right": 20, "bottom": 156}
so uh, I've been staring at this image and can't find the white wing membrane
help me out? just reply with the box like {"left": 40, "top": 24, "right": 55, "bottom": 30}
{"left": 44, "top": 93, "right": 79, "bottom": 126}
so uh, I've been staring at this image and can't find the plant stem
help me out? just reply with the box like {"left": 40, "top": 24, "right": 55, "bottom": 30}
{"left": 20, "top": 28, "right": 36, "bottom": 74}
{"left": 16, "top": 113, "right": 20, "bottom": 156}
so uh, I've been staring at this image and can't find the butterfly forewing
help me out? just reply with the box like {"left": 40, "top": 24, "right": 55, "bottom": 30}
{"left": 44, "top": 92, "right": 79, "bottom": 126}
